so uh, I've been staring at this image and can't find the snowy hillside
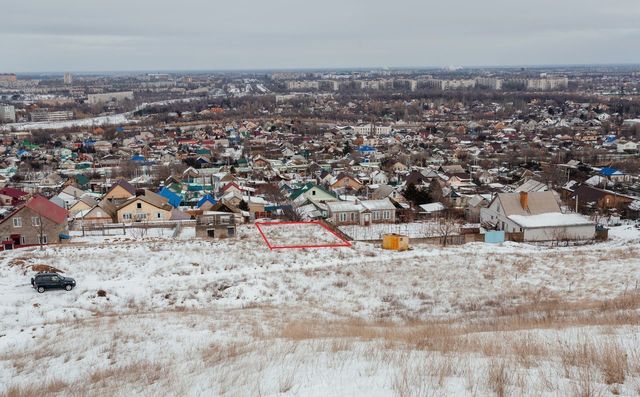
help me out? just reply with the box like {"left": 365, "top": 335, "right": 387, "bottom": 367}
{"left": 1, "top": 224, "right": 639, "bottom": 396}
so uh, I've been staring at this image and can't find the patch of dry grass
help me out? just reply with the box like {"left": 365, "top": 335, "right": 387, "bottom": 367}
{"left": 2, "top": 379, "right": 68, "bottom": 397}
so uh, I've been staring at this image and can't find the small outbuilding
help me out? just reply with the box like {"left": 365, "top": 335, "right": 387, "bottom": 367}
{"left": 382, "top": 233, "right": 409, "bottom": 251}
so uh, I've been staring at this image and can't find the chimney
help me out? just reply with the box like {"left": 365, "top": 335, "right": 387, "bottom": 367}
{"left": 519, "top": 191, "right": 529, "bottom": 211}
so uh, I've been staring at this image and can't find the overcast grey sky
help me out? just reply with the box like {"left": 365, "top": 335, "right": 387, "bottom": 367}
{"left": 2, "top": 0, "right": 640, "bottom": 72}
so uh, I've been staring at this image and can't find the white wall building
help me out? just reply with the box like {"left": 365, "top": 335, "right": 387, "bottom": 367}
{"left": 87, "top": 91, "right": 134, "bottom": 105}
{"left": 285, "top": 81, "right": 320, "bottom": 90}
{"left": 351, "top": 123, "right": 392, "bottom": 135}
{"left": 29, "top": 109, "right": 74, "bottom": 122}
{"left": 480, "top": 191, "right": 595, "bottom": 241}
{"left": 0, "top": 105, "right": 15, "bottom": 123}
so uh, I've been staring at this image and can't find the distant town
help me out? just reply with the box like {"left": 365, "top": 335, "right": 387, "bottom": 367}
{"left": 1, "top": 65, "right": 640, "bottom": 248}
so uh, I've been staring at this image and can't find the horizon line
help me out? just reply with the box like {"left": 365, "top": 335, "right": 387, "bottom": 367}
{"left": 9, "top": 62, "right": 640, "bottom": 76}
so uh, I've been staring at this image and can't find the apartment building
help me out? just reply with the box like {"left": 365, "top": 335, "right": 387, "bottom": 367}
{"left": 0, "top": 105, "right": 15, "bottom": 123}
{"left": 29, "top": 109, "right": 74, "bottom": 122}
{"left": 87, "top": 91, "right": 134, "bottom": 105}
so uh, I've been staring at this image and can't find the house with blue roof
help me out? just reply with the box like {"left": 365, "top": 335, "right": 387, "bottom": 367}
{"left": 599, "top": 167, "right": 630, "bottom": 183}
{"left": 197, "top": 194, "right": 217, "bottom": 209}
{"left": 358, "top": 145, "right": 376, "bottom": 154}
{"left": 158, "top": 187, "right": 182, "bottom": 208}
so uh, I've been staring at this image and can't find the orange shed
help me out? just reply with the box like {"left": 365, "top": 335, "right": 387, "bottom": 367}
{"left": 382, "top": 233, "right": 409, "bottom": 251}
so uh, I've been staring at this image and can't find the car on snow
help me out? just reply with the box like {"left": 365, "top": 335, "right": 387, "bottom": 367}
{"left": 31, "top": 273, "right": 76, "bottom": 293}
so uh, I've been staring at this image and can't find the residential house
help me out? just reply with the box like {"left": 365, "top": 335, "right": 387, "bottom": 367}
{"left": 68, "top": 196, "right": 98, "bottom": 217}
{"left": 419, "top": 202, "right": 446, "bottom": 218}
{"left": 617, "top": 141, "right": 638, "bottom": 153}
{"left": 55, "top": 185, "right": 88, "bottom": 209}
{"left": 361, "top": 199, "right": 396, "bottom": 224}
{"left": 599, "top": 167, "right": 631, "bottom": 183}
{"left": 326, "top": 201, "right": 363, "bottom": 226}
{"left": 570, "top": 184, "right": 636, "bottom": 213}
{"left": 0, "top": 187, "right": 29, "bottom": 207}
{"left": 115, "top": 190, "right": 173, "bottom": 222}
{"left": 103, "top": 179, "right": 137, "bottom": 204}
{"left": 77, "top": 200, "right": 117, "bottom": 225}
{"left": 389, "top": 161, "right": 408, "bottom": 173}
{"left": 480, "top": 191, "right": 595, "bottom": 241}
{"left": 370, "top": 170, "right": 389, "bottom": 185}
{"left": 290, "top": 183, "right": 338, "bottom": 205}
{"left": 330, "top": 173, "right": 363, "bottom": 192}
{"left": 0, "top": 195, "right": 69, "bottom": 250}
{"left": 464, "top": 194, "right": 490, "bottom": 222}
{"left": 326, "top": 199, "right": 395, "bottom": 226}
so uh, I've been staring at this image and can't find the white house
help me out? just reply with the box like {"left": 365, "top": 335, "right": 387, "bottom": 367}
{"left": 480, "top": 191, "right": 595, "bottom": 241}
{"left": 370, "top": 170, "right": 389, "bottom": 185}
{"left": 326, "top": 198, "right": 395, "bottom": 226}
{"left": 617, "top": 141, "right": 638, "bottom": 153}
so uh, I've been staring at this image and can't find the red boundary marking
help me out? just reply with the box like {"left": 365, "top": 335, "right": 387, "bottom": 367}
{"left": 255, "top": 221, "right": 351, "bottom": 250}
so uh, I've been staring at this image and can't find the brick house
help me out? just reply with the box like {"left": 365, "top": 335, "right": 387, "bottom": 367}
{"left": 0, "top": 195, "right": 69, "bottom": 250}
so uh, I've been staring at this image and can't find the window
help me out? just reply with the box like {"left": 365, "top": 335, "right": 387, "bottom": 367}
{"left": 32, "top": 217, "right": 41, "bottom": 227}
{"left": 156, "top": 212, "right": 162, "bottom": 219}
{"left": 350, "top": 213, "right": 355, "bottom": 221}
{"left": 136, "top": 203, "right": 142, "bottom": 209}
{"left": 20, "top": 236, "right": 25, "bottom": 245}
{"left": 123, "top": 213, "right": 132, "bottom": 220}
{"left": 13, "top": 218, "right": 22, "bottom": 228}
{"left": 39, "top": 235, "right": 48, "bottom": 244}
{"left": 373, "top": 211, "right": 380, "bottom": 220}
{"left": 137, "top": 213, "right": 147, "bottom": 220}
{"left": 311, "top": 190, "right": 316, "bottom": 196}
{"left": 339, "top": 213, "right": 347, "bottom": 222}
{"left": 383, "top": 211, "right": 390, "bottom": 220}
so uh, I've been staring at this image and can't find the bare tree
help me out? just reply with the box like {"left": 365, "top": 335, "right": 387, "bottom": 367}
{"left": 38, "top": 213, "right": 45, "bottom": 251}
{"left": 551, "top": 226, "right": 571, "bottom": 246}
{"left": 437, "top": 211, "right": 459, "bottom": 247}
{"left": 282, "top": 205, "right": 304, "bottom": 221}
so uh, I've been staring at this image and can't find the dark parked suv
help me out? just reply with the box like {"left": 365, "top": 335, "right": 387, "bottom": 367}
{"left": 31, "top": 273, "right": 76, "bottom": 293}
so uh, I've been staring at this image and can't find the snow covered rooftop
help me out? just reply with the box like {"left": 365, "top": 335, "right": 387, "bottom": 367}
{"left": 419, "top": 202, "right": 446, "bottom": 213}
{"left": 508, "top": 212, "right": 593, "bottom": 228}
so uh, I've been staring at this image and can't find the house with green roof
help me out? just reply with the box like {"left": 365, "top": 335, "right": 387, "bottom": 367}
{"left": 290, "top": 182, "right": 338, "bottom": 204}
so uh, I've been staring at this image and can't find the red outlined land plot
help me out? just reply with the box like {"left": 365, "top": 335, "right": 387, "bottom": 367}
{"left": 255, "top": 221, "right": 352, "bottom": 250}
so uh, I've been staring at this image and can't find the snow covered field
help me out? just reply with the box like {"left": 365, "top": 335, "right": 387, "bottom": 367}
{"left": 256, "top": 222, "right": 350, "bottom": 248}
{"left": 0, "top": 114, "right": 133, "bottom": 132}
{"left": 1, "top": 225, "right": 639, "bottom": 396}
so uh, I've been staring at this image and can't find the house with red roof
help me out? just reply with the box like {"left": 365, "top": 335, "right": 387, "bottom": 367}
{"left": 0, "top": 187, "right": 29, "bottom": 207}
{"left": 0, "top": 195, "right": 69, "bottom": 250}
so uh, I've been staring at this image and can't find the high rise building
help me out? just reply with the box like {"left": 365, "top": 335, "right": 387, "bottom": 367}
{"left": 0, "top": 105, "right": 16, "bottom": 123}
{"left": 64, "top": 73, "right": 73, "bottom": 85}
